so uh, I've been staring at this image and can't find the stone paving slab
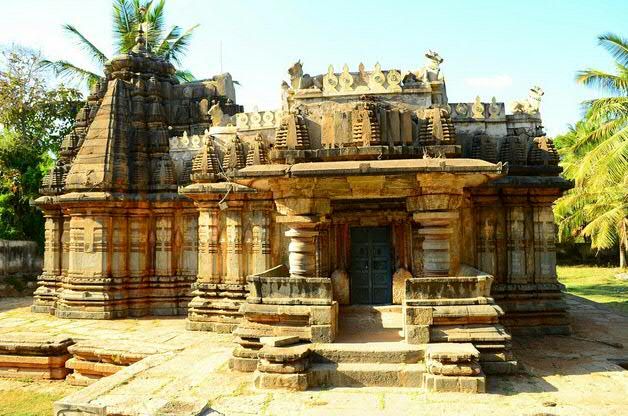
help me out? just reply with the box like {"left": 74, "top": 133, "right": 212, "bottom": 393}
{"left": 0, "top": 296, "right": 626, "bottom": 415}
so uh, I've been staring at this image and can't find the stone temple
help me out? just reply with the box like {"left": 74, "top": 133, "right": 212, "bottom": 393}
{"left": 34, "top": 32, "right": 570, "bottom": 392}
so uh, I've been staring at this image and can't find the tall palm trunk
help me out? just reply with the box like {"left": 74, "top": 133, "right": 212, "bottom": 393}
{"left": 621, "top": 221, "right": 628, "bottom": 269}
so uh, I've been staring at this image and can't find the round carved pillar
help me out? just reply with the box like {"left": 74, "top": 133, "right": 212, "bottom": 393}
{"left": 284, "top": 221, "right": 319, "bottom": 278}
{"left": 413, "top": 211, "right": 459, "bottom": 276}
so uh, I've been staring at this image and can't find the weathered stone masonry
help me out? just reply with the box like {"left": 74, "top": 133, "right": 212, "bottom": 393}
{"left": 33, "top": 38, "right": 571, "bottom": 391}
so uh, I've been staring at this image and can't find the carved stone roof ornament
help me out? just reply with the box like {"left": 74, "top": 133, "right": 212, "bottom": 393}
{"left": 527, "top": 136, "right": 559, "bottom": 166}
{"left": 472, "top": 96, "right": 484, "bottom": 119}
{"left": 190, "top": 135, "right": 221, "bottom": 183}
{"left": 471, "top": 134, "right": 497, "bottom": 163}
{"left": 131, "top": 25, "right": 148, "bottom": 54}
{"left": 274, "top": 112, "right": 310, "bottom": 150}
{"left": 418, "top": 106, "right": 456, "bottom": 146}
{"left": 223, "top": 135, "right": 246, "bottom": 172}
{"left": 511, "top": 86, "right": 544, "bottom": 115}
{"left": 246, "top": 133, "right": 269, "bottom": 166}
{"left": 351, "top": 97, "right": 381, "bottom": 146}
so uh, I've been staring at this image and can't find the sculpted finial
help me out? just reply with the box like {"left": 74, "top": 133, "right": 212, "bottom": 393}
{"left": 511, "top": 86, "right": 544, "bottom": 115}
{"left": 131, "top": 25, "right": 147, "bottom": 54}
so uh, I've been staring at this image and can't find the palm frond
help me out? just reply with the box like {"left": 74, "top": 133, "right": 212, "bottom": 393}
{"left": 113, "top": 0, "right": 137, "bottom": 53}
{"left": 145, "top": 0, "right": 166, "bottom": 50}
{"left": 582, "top": 203, "right": 626, "bottom": 249}
{"left": 39, "top": 59, "right": 103, "bottom": 88}
{"left": 155, "top": 25, "right": 181, "bottom": 56}
{"left": 161, "top": 24, "right": 199, "bottom": 65}
{"left": 599, "top": 32, "right": 628, "bottom": 67}
{"left": 576, "top": 68, "right": 628, "bottom": 95}
{"left": 175, "top": 69, "right": 196, "bottom": 83}
{"left": 584, "top": 96, "right": 628, "bottom": 122}
{"left": 63, "top": 24, "right": 109, "bottom": 66}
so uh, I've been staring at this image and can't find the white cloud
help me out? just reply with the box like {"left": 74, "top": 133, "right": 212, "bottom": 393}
{"left": 464, "top": 75, "right": 513, "bottom": 89}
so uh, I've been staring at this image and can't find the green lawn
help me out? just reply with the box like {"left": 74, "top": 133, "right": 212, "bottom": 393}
{"left": 0, "top": 389, "right": 67, "bottom": 416}
{"left": 557, "top": 265, "right": 628, "bottom": 314}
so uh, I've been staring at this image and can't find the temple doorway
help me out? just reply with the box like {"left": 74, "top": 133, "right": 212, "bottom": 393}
{"left": 349, "top": 226, "right": 393, "bottom": 305}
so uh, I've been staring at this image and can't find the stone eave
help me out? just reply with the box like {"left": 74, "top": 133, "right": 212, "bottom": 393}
{"left": 178, "top": 182, "right": 257, "bottom": 196}
{"left": 238, "top": 158, "right": 506, "bottom": 179}
{"left": 35, "top": 192, "right": 189, "bottom": 205}
{"left": 487, "top": 175, "right": 572, "bottom": 190}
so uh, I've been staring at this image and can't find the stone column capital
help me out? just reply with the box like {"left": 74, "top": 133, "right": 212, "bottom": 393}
{"left": 406, "top": 193, "right": 462, "bottom": 212}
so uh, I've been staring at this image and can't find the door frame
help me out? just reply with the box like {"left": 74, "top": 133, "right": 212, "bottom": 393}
{"left": 348, "top": 226, "right": 394, "bottom": 305}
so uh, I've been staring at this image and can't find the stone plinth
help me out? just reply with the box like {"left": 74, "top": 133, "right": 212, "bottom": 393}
{"left": 186, "top": 283, "right": 247, "bottom": 333}
{"left": 403, "top": 266, "right": 518, "bottom": 374}
{"left": 423, "top": 343, "right": 485, "bottom": 393}
{"left": 0, "top": 334, "right": 74, "bottom": 380}
{"left": 65, "top": 340, "right": 178, "bottom": 386}
{"left": 232, "top": 267, "right": 338, "bottom": 374}
{"left": 254, "top": 343, "right": 310, "bottom": 391}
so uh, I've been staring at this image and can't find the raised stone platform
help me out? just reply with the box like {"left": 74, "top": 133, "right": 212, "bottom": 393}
{"left": 66, "top": 340, "right": 182, "bottom": 386}
{"left": 424, "top": 343, "right": 485, "bottom": 393}
{"left": 0, "top": 333, "right": 74, "bottom": 380}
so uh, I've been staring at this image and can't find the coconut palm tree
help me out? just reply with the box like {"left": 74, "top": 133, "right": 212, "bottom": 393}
{"left": 554, "top": 33, "right": 628, "bottom": 268}
{"left": 42, "top": 0, "right": 198, "bottom": 88}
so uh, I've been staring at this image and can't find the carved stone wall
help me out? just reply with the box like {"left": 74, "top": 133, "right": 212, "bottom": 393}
{"left": 472, "top": 188, "right": 569, "bottom": 335}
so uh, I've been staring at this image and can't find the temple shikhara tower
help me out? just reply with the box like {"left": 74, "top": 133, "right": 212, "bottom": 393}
{"left": 33, "top": 35, "right": 570, "bottom": 392}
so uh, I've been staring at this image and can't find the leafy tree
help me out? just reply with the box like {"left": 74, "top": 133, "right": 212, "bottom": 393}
{"left": 554, "top": 33, "right": 628, "bottom": 268}
{"left": 0, "top": 46, "right": 81, "bottom": 246}
{"left": 42, "top": 0, "right": 198, "bottom": 88}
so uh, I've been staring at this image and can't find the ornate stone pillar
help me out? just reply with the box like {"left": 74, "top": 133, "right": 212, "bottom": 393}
{"left": 179, "top": 211, "right": 199, "bottom": 280}
{"left": 111, "top": 213, "right": 128, "bottom": 280}
{"left": 32, "top": 210, "right": 63, "bottom": 313}
{"left": 531, "top": 198, "right": 557, "bottom": 283}
{"left": 154, "top": 214, "right": 173, "bottom": 278}
{"left": 187, "top": 201, "right": 248, "bottom": 333}
{"left": 285, "top": 220, "right": 319, "bottom": 278}
{"left": 504, "top": 191, "right": 531, "bottom": 285}
{"left": 473, "top": 193, "right": 500, "bottom": 278}
{"left": 250, "top": 202, "right": 273, "bottom": 275}
{"left": 197, "top": 207, "right": 221, "bottom": 283}
{"left": 407, "top": 190, "right": 463, "bottom": 277}
{"left": 57, "top": 210, "right": 125, "bottom": 319}
{"left": 224, "top": 204, "right": 244, "bottom": 284}
{"left": 413, "top": 211, "right": 458, "bottom": 276}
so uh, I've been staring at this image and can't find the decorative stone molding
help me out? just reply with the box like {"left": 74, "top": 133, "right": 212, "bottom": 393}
{"left": 321, "top": 63, "right": 404, "bottom": 96}
{"left": 235, "top": 110, "right": 284, "bottom": 131}
{"left": 449, "top": 98, "right": 505, "bottom": 121}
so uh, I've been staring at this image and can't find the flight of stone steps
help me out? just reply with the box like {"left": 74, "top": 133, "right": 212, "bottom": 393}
{"left": 308, "top": 342, "right": 426, "bottom": 388}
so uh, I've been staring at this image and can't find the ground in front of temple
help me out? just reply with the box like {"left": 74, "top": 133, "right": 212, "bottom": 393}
{"left": 0, "top": 294, "right": 626, "bottom": 416}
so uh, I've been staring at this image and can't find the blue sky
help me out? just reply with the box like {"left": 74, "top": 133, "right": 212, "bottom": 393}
{"left": 0, "top": 0, "right": 625, "bottom": 135}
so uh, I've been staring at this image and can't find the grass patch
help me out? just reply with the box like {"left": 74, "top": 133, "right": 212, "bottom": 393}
{"left": 0, "top": 389, "right": 66, "bottom": 416}
{"left": 557, "top": 266, "right": 627, "bottom": 314}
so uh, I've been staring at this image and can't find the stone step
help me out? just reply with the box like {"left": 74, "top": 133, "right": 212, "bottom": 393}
{"left": 310, "top": 342, "right": 424, "bottom": 364}
{"left": 308, "top": 362, "right": 425, "bottom": 388}
{"left": 430, "top": 324, "right": 512, "bottom": 343}
{"left": 55, "top": 341, "right": 236, "bottom": 416}
{"left": 340, "top": 305, "right": 403, "bottom": 330}
{"left": 481, "top": 360, "right": 519, "bottom": 375}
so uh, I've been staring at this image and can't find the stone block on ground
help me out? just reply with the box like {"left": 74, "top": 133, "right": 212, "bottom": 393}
{"left": 423, "top": 373, "right": 486, "bottom": 393}
{"left": 425, "top": 343, "right": 479, "bottom": 363}
{"left": 405, "top": 324, "right": 430, "bottom": 344}
{"left": 0, "top": 333, "right": 73, "bottom": 380}
{"left": 426, "top": 359, "right": 481, "bottom": 376}
{"left": 254, "top": 370, "right": 308, "bottom": 391}
{"left": 393, "top": 268, "right": 412, "bottom": 304}
{"left": 260, "top": 336, "right": 300, "bottom": 347}
{"left": 0, "top": 333, "right": 74, "bottom": 356}
{"left": 65, "top": 340, "right": 178, "bottom": 386}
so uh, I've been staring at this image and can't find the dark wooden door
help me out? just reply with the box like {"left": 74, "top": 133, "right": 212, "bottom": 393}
{"left": 349, "top": 227, "right": 392, "bottom": 304}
